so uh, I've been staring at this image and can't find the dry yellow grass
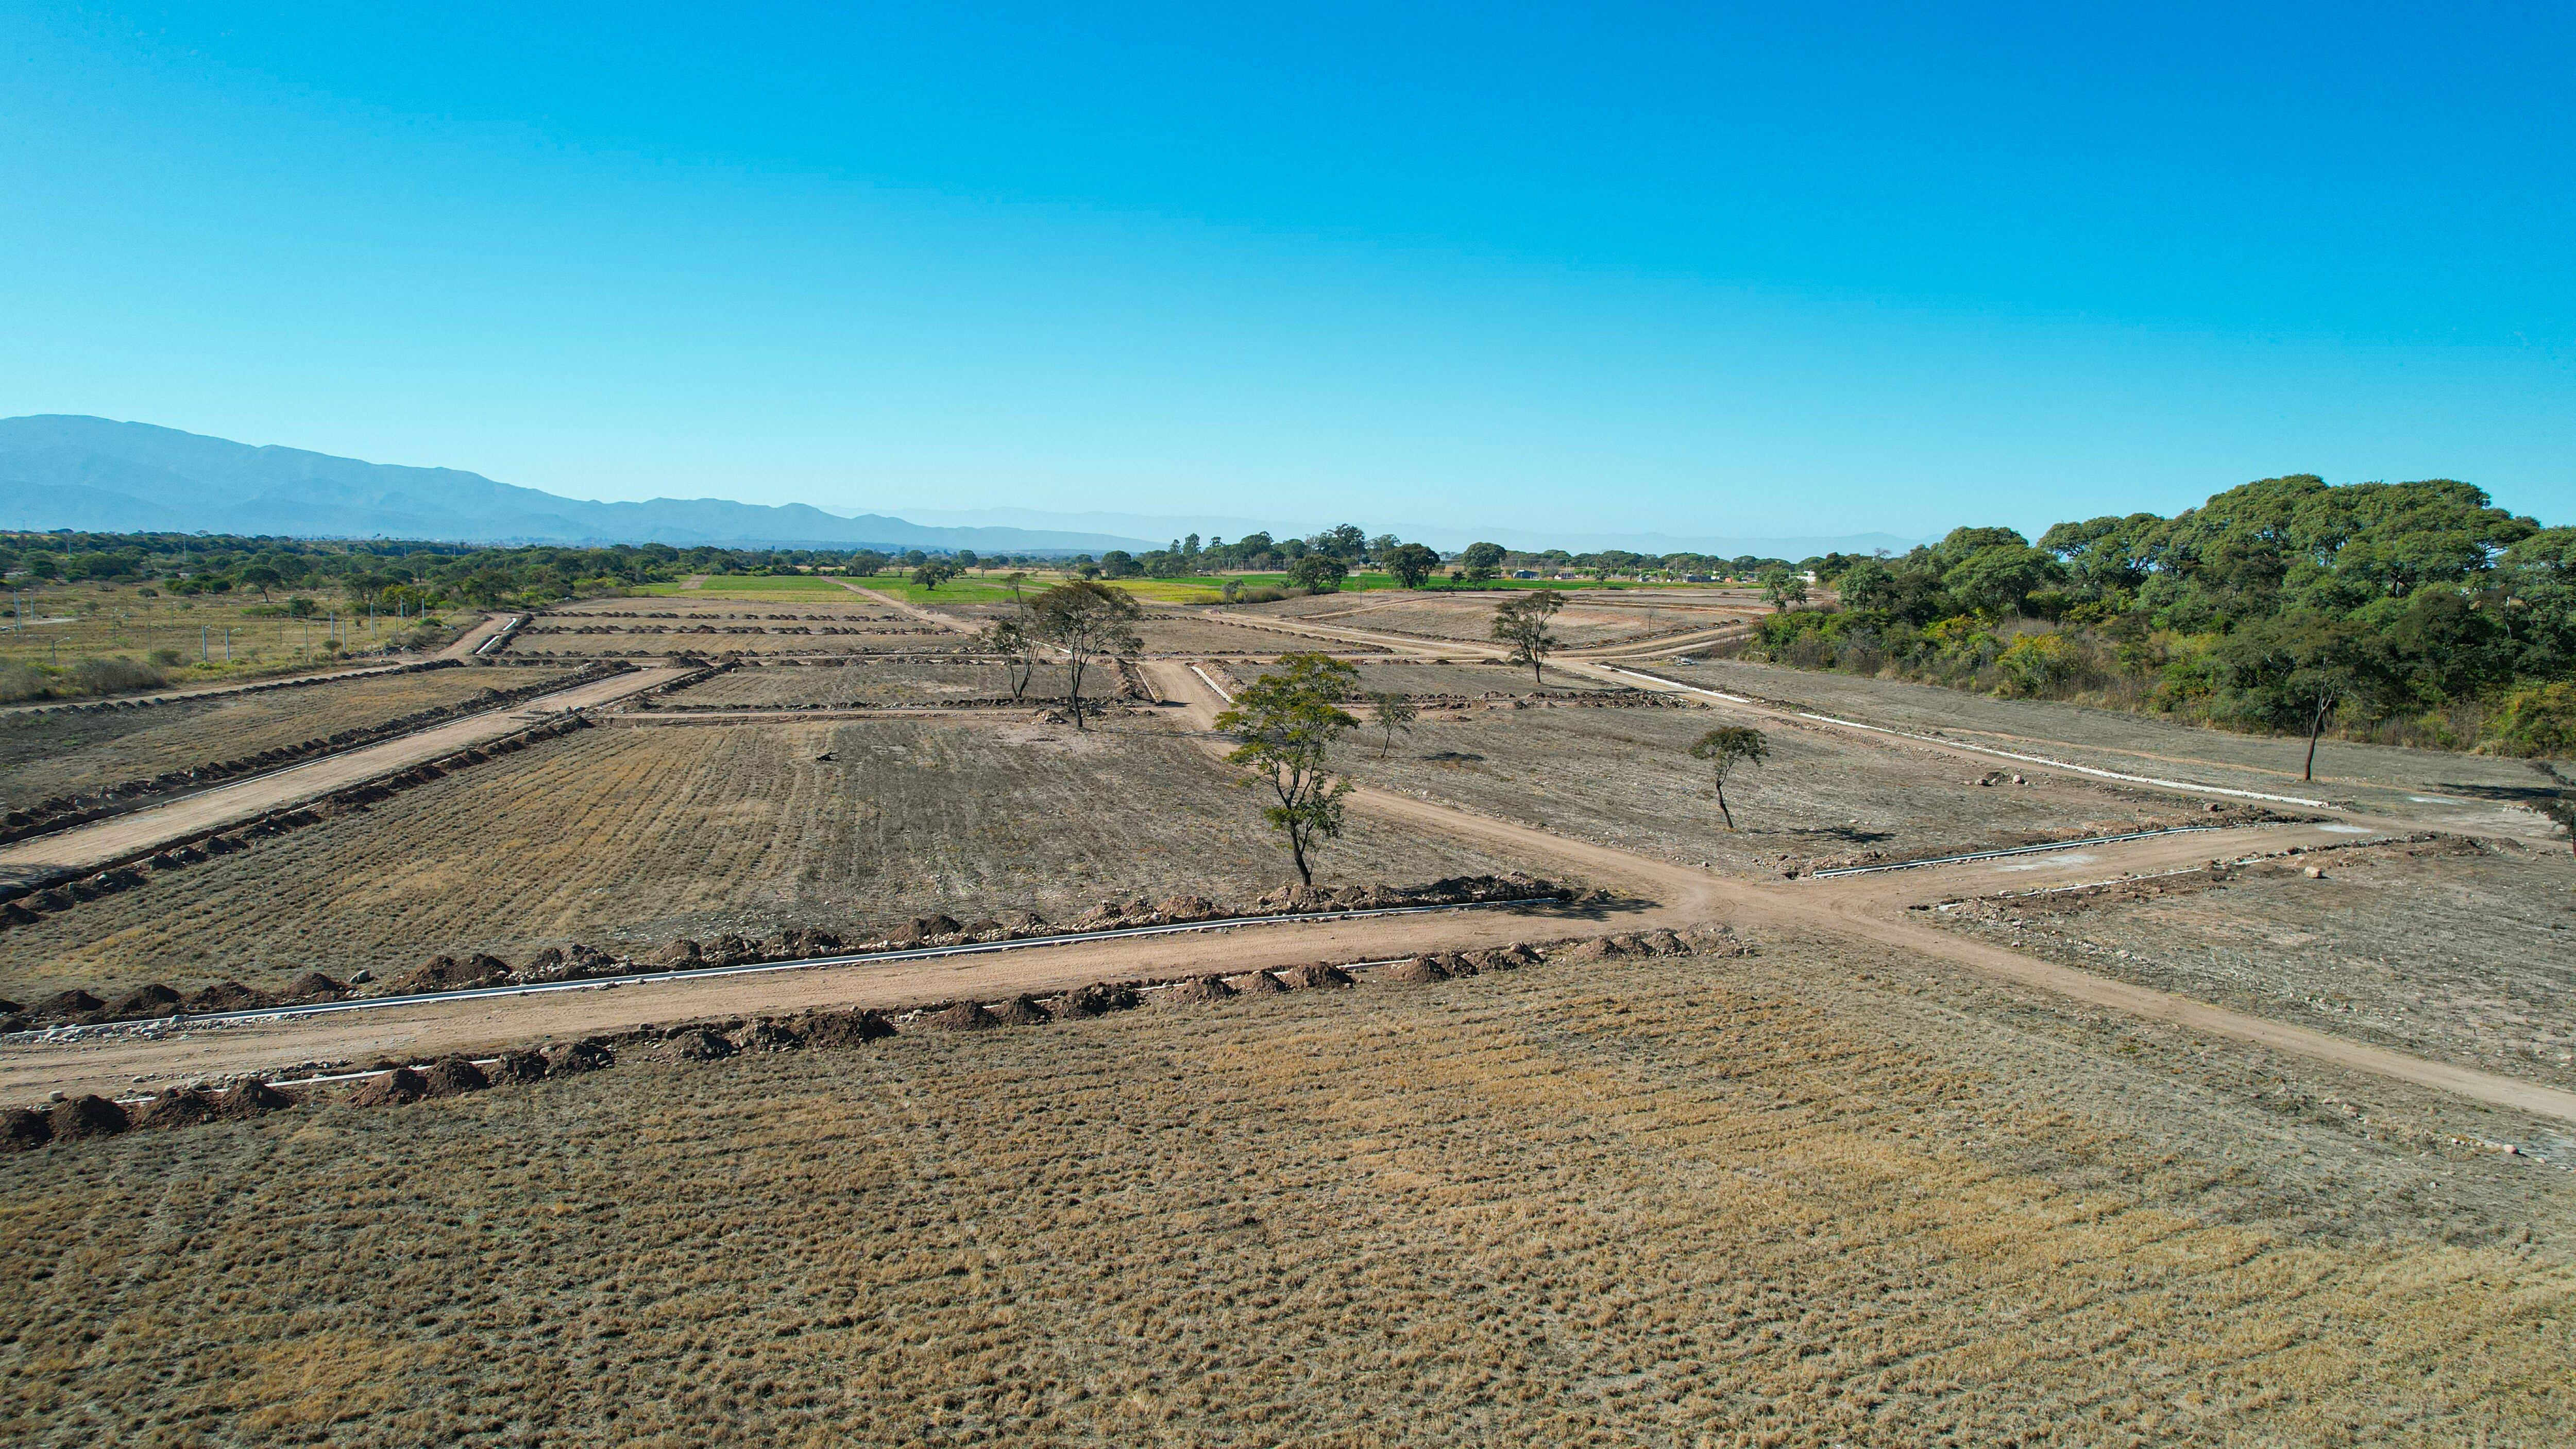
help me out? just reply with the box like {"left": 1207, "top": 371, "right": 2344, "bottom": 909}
{"left": 3, "top": 941, "right": 2567, "bottom": 1445}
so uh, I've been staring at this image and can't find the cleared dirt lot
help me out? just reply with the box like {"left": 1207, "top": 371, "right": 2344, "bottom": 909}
{"left": 1345, "top": 703, "right": 2215, "bottom": 877}
{"left": 1215, "top": 659, "right": 1626, "bottom": 697}
{"left": 0, "top": 665, "right": 573, "bottom": 808}
{"left": 1251, "top": 590, "right": 1753, "bottom": 647}
{"left": 1934, "top": 837, "right": 2576, "bottom": 1091}
{"left": 658, "top": 660, "right": 1078, "bottom": 707}
{"left": 4, "top": 942, "right": 2568, "bottom": 1446}
{"left": 1648, "top": 659, "right": 2565, "bottom": 831}
{"left": 0, "top": 717, "right": 1542, "bottom": 998}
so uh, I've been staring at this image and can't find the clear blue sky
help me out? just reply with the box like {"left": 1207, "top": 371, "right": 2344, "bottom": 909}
{"left": 4, "top": 1, "right": 2569, "bottom": 541}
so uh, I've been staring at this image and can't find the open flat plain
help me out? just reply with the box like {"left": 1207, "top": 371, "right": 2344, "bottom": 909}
{"left": 3, "top": 591, "right": 2572, "bottom": 1445}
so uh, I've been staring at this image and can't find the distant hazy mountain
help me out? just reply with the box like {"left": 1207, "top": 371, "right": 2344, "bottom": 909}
{"left": 0, "top": 416, "right": 1158, "bottom": 553}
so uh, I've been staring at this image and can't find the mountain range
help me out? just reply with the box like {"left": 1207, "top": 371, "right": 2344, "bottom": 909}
{"left": 1, "top": 415, "right": 1923, "bottom": 559}
{"left": 0, "top": 417, "right": 1159, "bottom": 553}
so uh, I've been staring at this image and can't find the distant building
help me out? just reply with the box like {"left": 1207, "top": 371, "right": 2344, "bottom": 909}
{"left": 1511, "top": 569, "right": 1538, "bottom": 579}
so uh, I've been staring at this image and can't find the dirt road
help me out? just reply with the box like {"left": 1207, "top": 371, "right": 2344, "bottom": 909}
{"left": 0, "top": 667, "right": 689, "bottom": 881}
{"left": 11, "top": 657, "right": 2572, "bottom": 1129}
{"left": 830, "top": 579, "right": 981, "bottom": 633}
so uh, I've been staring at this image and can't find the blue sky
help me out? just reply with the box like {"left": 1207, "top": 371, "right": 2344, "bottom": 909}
{"left": 3, "top": 1, "right": 2569, "bottom": 542}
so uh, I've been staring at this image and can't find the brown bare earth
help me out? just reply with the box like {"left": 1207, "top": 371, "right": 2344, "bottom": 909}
{"left": 4, "top": 939, "right": 2570, "bottom": 1446}
{"left": 0, "top": 667, "right": 684, "bottom": 883}
{"left": 0, "top": 663, "right": 574, "bottom": 807}
{"left": 0, "top": 715, "right": 1541, "bottom": 999}
{"left": 660, "top": 659, "right": 1079, "bottom": 707}
{"left": 5, "top": 596, "right": 2575, "bottom": 1444}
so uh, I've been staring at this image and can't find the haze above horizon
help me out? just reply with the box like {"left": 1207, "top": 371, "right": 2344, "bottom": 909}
{"left": 4, "top": 2, "right": 2569, "bottom": 540}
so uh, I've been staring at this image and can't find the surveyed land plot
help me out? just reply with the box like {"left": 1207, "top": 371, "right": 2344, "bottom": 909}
{"left": 1648, "top": 659, "right": 2561, "bottom": 820}
{"left": 1217, "top": 659, "right": 1626, "bottom": 698}
{"left": 0, "top": 665, "right": 576, "bottom": 808}
{"left": 1346, "top": 704, "right": 2216, "bottom": 877}
{"left": 0, "top": 717, "right": 1543, "bottom": 999}
{"left": 1250, "top": 591, "right": 1747, "bottom": 648}
{"left": 661, "top": 660, "right": 1076, "bottom": 707}
{"left": 1934, "top": 837, "right": 2576, "bottom": 1092}
{"left": 6, "top": 943, "right": 2569, "bottom": 1445}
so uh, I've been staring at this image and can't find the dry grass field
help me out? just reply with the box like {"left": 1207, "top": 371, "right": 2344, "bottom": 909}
{"left": 1648, "top": 659, "right": 2563, "bottom": 809}
{"left": 0, "top": 664, "right": 575, "bottom": 807}
{"left": 1344, "top": 703, "right": 2212, "bottom": 876}
{"left": 0, "top": 717, "right": 1541, "bottom": 998}
{"left": 1934, "top": 837, "right": 2576, "bottom": 1090}
{"left": 1250, "top": 591, "right": 1748, "bottom": 647}
{"left": 657, "top": 660, "right": 1074, "bottom": 707}
{"left": 0, "top": 580, "right": 424, "bottom": 680}
{"left": 1218, "top": 659, "right": 1626, "bottom": 697}
{"left": 5, "top": 940, "right": 2569, "bottom": 1445}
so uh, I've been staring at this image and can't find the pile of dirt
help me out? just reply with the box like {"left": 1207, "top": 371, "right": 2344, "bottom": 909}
{"left": 927, "top": 1001, "right": 1003, "bottom": 1031}
{"left": 3, "top": 1107, "right": 53, "bottom": 1150}
{"left": 1274, "top": 963, "right": 1355, "bottom": 991}
{"left": 1051, "top": 984, "right": 1142, "bottom": 1019}
{"left": 138, "top": 1087, "right": 221, "bottom": 1129}
{"left": 664, "top": 1027, "right": 736, "bottom": 1061}
{"left": 515, "top": 944, "right": 623, "bottom": 983}
{"left": 211, "top": 1081, "right": 296, "bottom": 1118}
{"left": 1160, "top": 975, "right": 1237, "bottom": 1005}
{"left": 104, "top": 983, "right": 182, "bottom": 1019}
{"left": 544, "top": 1039, "right": 616, "bottom": 1075}
{"left": 1552, "top": 928, "right": 1717, "bottom": 963}
{"left": 648, "top": 939, "right": 703, "bottom": 969}
{"left": 284, "top": 971, "right": 347, "bottom": 999}
{"left": 347, "top": 1068, "right": 429, "bottom": 1107}
{"left": 487, "top": 1050, "right": 550, "bottom": 1083}
{"left": 988, "top": 996, "right": 1051, "bottom": 1026}
{"left": 182, "top": 981, "right": 263, "bottom": 1013}
{"left": 761, "top": 927, "right": 844, "bottom": 961}
{"left": 1231, "top": 971, "right": 1289, "bottom": 996}
{"left": 886, "top": 915, "right": 966, "bottom": 946}
{"left": 795, "top": 1010, "right": 896, "bottom": 1047}
{"left": 730, "top": 1020, "right": 803, "bottom": 1052}
{"left": 34, "top": 989, "right": 104, "bottom": 1020}
{"left": 1155, "top": 895, "right": 1218, "bottom": 923}
{"left": 421, "top": 1058, "right": 490, "bottom": 1097}
{"left": 391, "top": 953, "right": 510, "bottom": 994}
{"left": 703, "top": 934, "right": 760, "bottom": 967}
{"left": 1374, "top": 957, "right": 1451, "bottom": 984}
{"left": 48, "top": 1095, "right": 131, "bottom": 1140}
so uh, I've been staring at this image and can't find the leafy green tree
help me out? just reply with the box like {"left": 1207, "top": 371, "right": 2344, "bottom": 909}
{"left": 1363, "top": 689, "right": 1419, "bottom": 758}
{"left": 238, "top": 564, "right": 282, "bottom": 601}
{"left": 1458, "top": 541, "right": 1507, "bottom": 583}
{"left": 1383, "top": 542, "right": 1441, "bottom": 589}
{"left": 1287, "top": 554, "right": 1349, "bottom": 592}
{"left": 1687, "top": 726, "right": 1769, "bottom": 829}
{"left": 1492, "top": 590, "right": 1564, "bottom": 683}
{"left": 911, "top": 559, "right": 961, "bottom": 591}
{"left": 1029, "top": 580, "right": 1142, "bottom": 730}
{"left": 2213, "top": 611, "right": 2375, "bottom": 780}
{"left": 1214, "top": 653, "right": 1361, "bottom": 885}
{"left": 978, "top": 616, "right": 1040, "bottom": 700}
{"left": 1311, "top": 524, "right": 1368, "bottom": 561}
{"left": 1759, "top": 565, "right": 1809, "bottom": 611}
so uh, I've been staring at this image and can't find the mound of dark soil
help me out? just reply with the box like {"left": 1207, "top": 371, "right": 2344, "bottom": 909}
{"left": 347, "top": 1068, "right": 429, "bottom": 1107}
{"left": 544, "top": 1039, "right": 615, "bottom": 1075}
{"left": 49, "top": 1094, "right": 130, "bottom": 1139}
{"left": 703, "top": 934, "right": 758, "bottom": 967}
{"left": 761, "top": 928, "right": 842, "bottom": 961}
{"left": 393, "top": 953, "right": 511, "bottom": 994}
{"left": 927, "top": 1001, "right": 1003, "bottom": 1031}
{"left": 34, "top": 988, "right": 106, "bottom": 1022}
{"left": 487, "top": 1050, "right": 549, "bottom": 1083}
{"left": 421, "top": 1057, "right": 490, "bottom": 1097}
{"left": 1232, "top": 971, "right": 1289, "bottom": 995}
{"left": 665, "top": 1027, "right": 735, "bottom": 1060}
{"left": 1050, "top": 984, "right": 1142, "bottom": 1019}
{"left": 284, "top": 971, "right": 346, "bottom": 999}
{"left": 104, "top": 983, "right": 182, "bottom": 1020}
{"left": 140, "top": 1087, "right": 220, "bottom": 1129}
{"left": 1155, "top": 895, "right": 1219, "bottom": 923}
{"left": 647, "top": 939, "right": 702, "bottom": 969}
{"left": 182, "top": 981, "right": 265, "bottom": 1013}
{"left": 988, "top": 996, "right": 1050, "bottom": 1026}
{"left": 796, "top": 1010, "right": 896, "bottom": 1047}
{"left": 1275, "top": 963, "right": 1355, "bottom": 990}
{"left": 1374, "top": 957, "right": 1450, "bottom": 984}
{"left": 3, "top": 1107, "right": 52, "bottom": 1150}
{"left": 1160, "top": 975, "right": 1236, "bottom": 1004}
{"left": 730, "top": 1020, "right": 804, "bottom": 1052}
{"left": 212, "top": 1081, "right": 296, "bottom": 1117}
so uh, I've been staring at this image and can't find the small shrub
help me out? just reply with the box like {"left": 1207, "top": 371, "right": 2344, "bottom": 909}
{"left": 2484, "top": 681, "right": 2576, "bottom": 756}
{"left": 68, "top": 656, "right": 167, "bottom": 696}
